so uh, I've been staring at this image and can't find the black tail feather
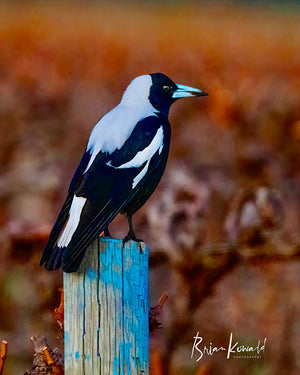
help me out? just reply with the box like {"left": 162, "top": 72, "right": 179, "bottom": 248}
{"left": 40, "top": 193, "right": 73, "bottom": 269}
{"left": 61, "top": 194, "right": 137, "bottom": 273}
{"left": 44, "top": 246, "right": 64, "bottom": 271}
{"left": 41, "top": 181, "right": 140, "bottom": 273}
{"left": 61, "top": 199, "right": 120, "bottom": 272}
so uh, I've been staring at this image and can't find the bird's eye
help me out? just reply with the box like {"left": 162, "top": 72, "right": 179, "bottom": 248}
{"left": 163, "top": 85, "right": 172, "bottom": 93}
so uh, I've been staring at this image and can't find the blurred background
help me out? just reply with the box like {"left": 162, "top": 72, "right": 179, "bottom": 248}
{"left": 0, "top": 1, "right": 300, "bottom": 374}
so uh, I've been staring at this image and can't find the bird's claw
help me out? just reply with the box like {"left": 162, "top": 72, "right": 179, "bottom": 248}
{"left": 122, "top": 231, "right": 144, "bottom": 253}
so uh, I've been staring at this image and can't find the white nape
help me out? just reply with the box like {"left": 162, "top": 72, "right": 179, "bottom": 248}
{"left": 107, "top": 126, "right": 164, "bottom": 189}
{"left": 84, "top": 75, "right": 157, "bottom": 173}
{"left": 57, "top": 196, "right": 87, "bottom": 248}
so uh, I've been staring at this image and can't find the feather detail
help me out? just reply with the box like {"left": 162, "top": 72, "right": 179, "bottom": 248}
{"left": 57, "top": 196, "right": 87, "bottom": 248}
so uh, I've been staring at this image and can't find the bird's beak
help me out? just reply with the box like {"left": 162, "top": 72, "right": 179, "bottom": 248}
{"left": 172, "top": 84, "right": 208, "bottom": 99}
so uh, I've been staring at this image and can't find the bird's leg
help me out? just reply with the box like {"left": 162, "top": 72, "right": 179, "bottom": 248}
{"left": 122, "top": 215, "right": 144, "bottom": 247}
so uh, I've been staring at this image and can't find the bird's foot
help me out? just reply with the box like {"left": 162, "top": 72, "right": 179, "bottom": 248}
{"left": 122, "top": 230, "right": 144, "bottom": 253}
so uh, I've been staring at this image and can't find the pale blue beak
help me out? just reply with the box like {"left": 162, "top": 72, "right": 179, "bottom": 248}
{"left": 172, "top": 84, "right": 208, "bottom": 99}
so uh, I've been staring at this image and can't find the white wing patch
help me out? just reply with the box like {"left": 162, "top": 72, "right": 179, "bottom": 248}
{"left": 57, "top": 196, "right": 87, "bottom": 248}
{"left": 107, "top": 126, "right": 164, "bottom": 189}
{"left": 84, "top": 75, "right": 158, "bottom": 174}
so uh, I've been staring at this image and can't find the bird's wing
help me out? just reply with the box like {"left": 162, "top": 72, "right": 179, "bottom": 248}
{"left": 41, "top": 115, "right": 167, "bottom": 272}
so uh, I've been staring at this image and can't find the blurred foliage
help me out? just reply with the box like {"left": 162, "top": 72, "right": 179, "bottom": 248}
{"left": 0, "top": 2, "right": 299, "bottom": 374}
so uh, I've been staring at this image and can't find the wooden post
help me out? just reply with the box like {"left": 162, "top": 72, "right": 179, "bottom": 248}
{"left": 64, "top": 238, "right": 149, "bottom": 375}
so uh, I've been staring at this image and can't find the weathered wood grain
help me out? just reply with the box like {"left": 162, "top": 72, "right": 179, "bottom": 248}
{"left": 64, "top": 238, "right": 149, "bottom": 375}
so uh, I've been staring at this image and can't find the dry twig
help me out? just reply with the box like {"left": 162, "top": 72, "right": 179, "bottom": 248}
{"left": 43, "top": 346, "right": 64, "bottom": 375}
{"left": 24, "top": 336, "right": 63, "bottom": 375}
{"left": 149, "top": 291, "right": 168, "bottom": 332}
{"left": 0, "top": 340, "right": 7, "bottom": 375}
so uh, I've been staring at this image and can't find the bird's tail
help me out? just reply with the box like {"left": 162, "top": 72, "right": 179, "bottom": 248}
{"left": 43, "top": 245, "right": 65, "bottom": 270}
{"left": 40, "top": 193, "right": 73, "bottom": 270}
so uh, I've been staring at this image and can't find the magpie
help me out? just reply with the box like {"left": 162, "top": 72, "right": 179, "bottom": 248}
{"left": 40, "top": 73, "right": 208, "bottom": 272}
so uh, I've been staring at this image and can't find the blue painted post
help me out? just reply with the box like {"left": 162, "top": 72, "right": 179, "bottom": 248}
{"left": 64, "top": 238, "right": 149, "bottom": 374}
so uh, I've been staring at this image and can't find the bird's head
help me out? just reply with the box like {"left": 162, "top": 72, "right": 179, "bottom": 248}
{"left": 121, "top": 73, "right": 208, "bottom": 117}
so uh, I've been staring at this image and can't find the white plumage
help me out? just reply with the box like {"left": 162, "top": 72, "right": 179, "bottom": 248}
{"left": 57, "top": 196, "right": 87, "bottom": 247}
{"left": 107, "top": 126, "right": 164, "bottom": 188}
{"left": 84, "top": 75, "right": 157, "bottom": 173}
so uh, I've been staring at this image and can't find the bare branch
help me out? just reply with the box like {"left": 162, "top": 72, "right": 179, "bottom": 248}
{"left": 150, "top": 291, "right": 168, "bottom": 332}
{"left": 0, "top": 340, "right": 7, "bottom": 375}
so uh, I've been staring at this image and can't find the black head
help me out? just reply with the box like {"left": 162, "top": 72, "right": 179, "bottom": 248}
{"left": 149, "top": 73, "right": 208, "bottom": 116}
{"left": 149, "top": 73, "right": 178, "bottom": 115}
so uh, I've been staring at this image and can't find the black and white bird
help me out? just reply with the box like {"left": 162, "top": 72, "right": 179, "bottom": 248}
{"left": 40, "top": 73, "right": 208, "bottom": 272}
